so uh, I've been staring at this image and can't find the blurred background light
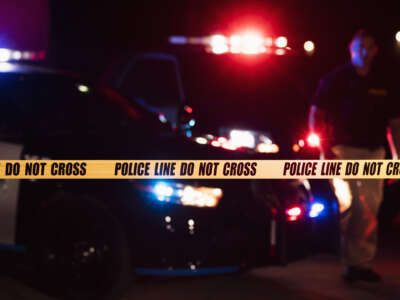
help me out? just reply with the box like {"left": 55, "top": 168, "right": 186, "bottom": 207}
{"left": 195, "top": 137, "right": 207, "bottom": 144}
{"left": 230, "top": 130, "right": 255, "bottom": 148}
{"left": 304, "top": 41, "right": 315, "bottom": 52}
{"left": 396, "top": 31, "right": 400, "bottom": 42}
{"left": 275, "top": 36, "right": 288, "bottom": 48}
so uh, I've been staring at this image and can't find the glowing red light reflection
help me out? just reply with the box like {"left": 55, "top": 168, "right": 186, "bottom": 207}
{"left": 307, "top": 133, "right": 320, "bottom": 147}
{"left": 286, "top": 206, "right": 302, "bottom": 221}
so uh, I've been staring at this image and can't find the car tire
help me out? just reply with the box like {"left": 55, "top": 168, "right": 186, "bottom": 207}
{"left": 28, "top": 194, "right": 132, "bottom": 300}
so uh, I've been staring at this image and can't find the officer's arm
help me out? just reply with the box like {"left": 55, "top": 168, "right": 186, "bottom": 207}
{"left": 388, "top": 117, "right": 400, "bottom": 160}
{"left": 309, "top": 77, "right": 335, "bottom": 139}
{"left": 309, "top": 105, "right": 327, "bottom": 133}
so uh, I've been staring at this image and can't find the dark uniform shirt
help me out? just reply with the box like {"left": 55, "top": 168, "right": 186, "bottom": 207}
{"left": 312, "top": 63, "right": 399, "bottom": 150}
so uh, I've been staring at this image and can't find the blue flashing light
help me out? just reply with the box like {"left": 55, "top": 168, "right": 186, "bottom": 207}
{"left": 158, "top": 113, "right": 168, "bottom": 123}
{"left": 189, "top": 119, "right": 196, "bottom": 127}
{"left": 154, "top": 182, "right": 174, "bottom": 199}
{"left": 309, "top": 202, "right": 325, "bottom": 218}
{"left": 169, "top": 36, "right": 188, "bottom": 45}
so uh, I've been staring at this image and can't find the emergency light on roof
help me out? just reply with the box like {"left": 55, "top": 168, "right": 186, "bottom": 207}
{"left": 0, "top": 48, "right": 45, "bottom": 62}
{"left": 169, "top": 34, "right": 289, "bottom": 55}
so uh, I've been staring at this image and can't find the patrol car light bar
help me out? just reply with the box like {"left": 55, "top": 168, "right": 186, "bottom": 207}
{"left": 169, "top": 33, "right": 289, "bottom": 55}
{"left": 0, "top": 48, "right": 46, "bottom": 62}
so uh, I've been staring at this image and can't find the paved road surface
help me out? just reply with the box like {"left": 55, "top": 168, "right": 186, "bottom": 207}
{"left": 1, "top": 233, "right": 399, "bottom": 300}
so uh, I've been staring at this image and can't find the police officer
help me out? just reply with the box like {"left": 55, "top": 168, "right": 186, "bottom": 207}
{"left": 309, "top": 29, "right": 400, "bottom": 282}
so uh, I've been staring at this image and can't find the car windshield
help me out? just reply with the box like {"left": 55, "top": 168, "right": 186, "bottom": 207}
{"left": 176, "top": 52, "right": 313, "bottom": 138}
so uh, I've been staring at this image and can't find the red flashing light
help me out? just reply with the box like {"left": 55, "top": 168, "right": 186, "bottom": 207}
{"left": 212, "top": 137, "right": 238, "bottom": 151}
{"left": 286, "top": 206, "right": 302, "bottom": 221}
{"left": 221, "top": 143, "right": 238, "bottom": 151}
{"left": 38, "top": 51, "right": 46, "bottom": 60}
{"left": 241, "top": 32, "right": 265, "bottom": 54}
{"left": 287, "top": 207, "right": 301, "bottom": 216}
{"left": 307, "top": 133, "right": 320, "bottom": 147}
{"left": 184, "top": 105, "right": 193, "bottom": 114}
{"left": 229, "top": 35, "right": 242, "bottom": 53}
{"left": 202, "top": 33, "right": 289, "bottom": 55}
{"left": 271, "top": 207, "right": 278, "bottom": 216}
{"left": 210, "top": 34, "right": 229, "bottom": 54}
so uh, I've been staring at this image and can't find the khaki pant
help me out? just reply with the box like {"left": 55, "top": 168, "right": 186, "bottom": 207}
{"left": 330, "top": 145, "right": 385, "bottom": 268}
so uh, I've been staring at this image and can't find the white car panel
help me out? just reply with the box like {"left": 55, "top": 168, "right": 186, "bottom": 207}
{"left": 0, "top": 141, "right": 23, "bottom": 245}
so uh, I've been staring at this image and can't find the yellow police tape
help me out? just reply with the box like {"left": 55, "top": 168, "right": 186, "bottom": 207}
{"left": 1, "top": 160, "right": 400, "bottom": 179}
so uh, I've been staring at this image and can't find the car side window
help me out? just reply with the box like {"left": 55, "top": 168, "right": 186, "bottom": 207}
{"left": 119, "top": 58, "right": 182, "bottom": 108}
{"left": 117, "top": 55, "right": 184, "bottom": 127}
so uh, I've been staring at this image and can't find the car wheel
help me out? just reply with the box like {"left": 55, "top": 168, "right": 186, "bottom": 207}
{"left": 29, "top": 194, "right": 132, "bottom": 300}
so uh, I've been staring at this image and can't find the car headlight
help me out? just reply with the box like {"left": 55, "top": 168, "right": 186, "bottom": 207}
{"left": 137, "top": 182, "right": 223, "bottom": 207}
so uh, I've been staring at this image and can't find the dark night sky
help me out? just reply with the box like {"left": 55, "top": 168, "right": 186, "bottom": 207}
{"left": 50, "top": 1, "right": 399, "bottom": 48}
{"left": 48, "top": 0, "right": 400, "bottom": 75}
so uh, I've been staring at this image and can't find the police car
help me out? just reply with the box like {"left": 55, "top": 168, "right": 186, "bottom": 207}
{"left": 167, "top": 32, "right": 340, "bottom": 259}
{"left": 0, "top": 48, "right": 332, "bottom": 300}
